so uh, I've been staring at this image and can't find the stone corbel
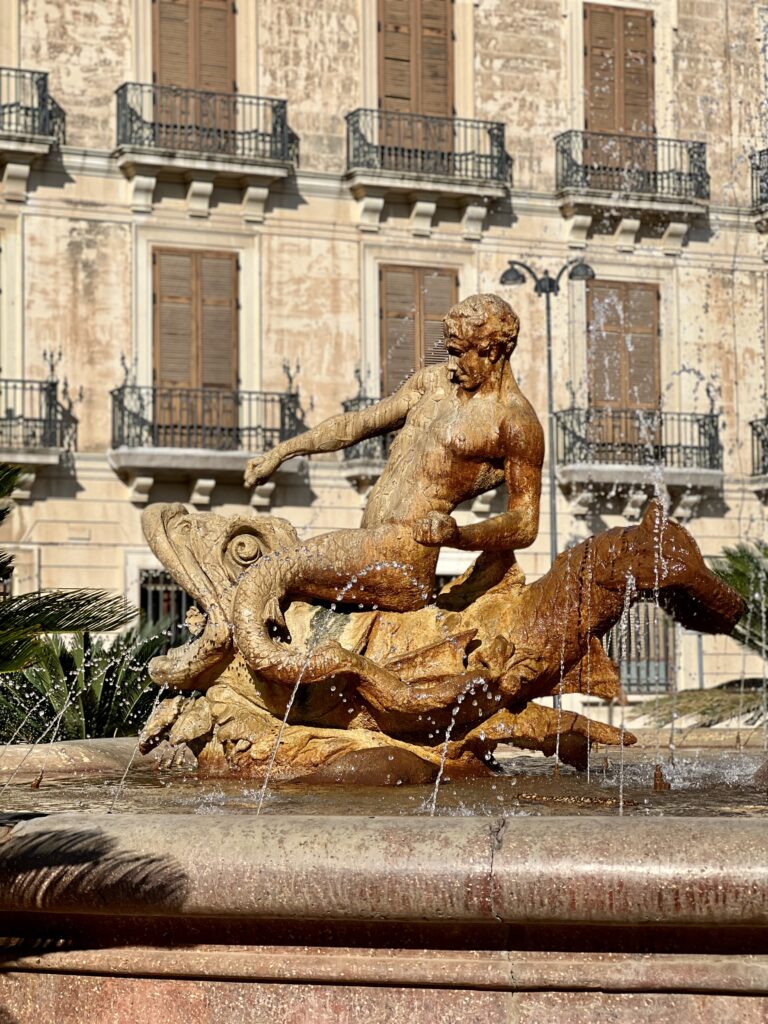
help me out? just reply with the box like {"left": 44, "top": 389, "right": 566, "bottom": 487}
{"left": 2, "top": 161, "right": 31, "bottom": 203}
{"left": 130, "top": 174, "right": 156, "bottom": 214}
{"left": 190, "top": 478, "right": 216, "bottom": 506}
{"left": 242, "top": 184, "right": 270, "bottom": 224}
{"left": 672, "top": 491, "right": 702, "bottom": 523}
{"left": 615, "top": 217, "right": 641, "bottom": 253}
{"left": 661, "top": 220, "right": 689, "bottom": 256}
{"left": 249, "top": 481, "right": 276, "bottom": 510}
{"left": 621, "top": 488, "right": 648, "bottom": 521}
{"left": 461, "top": 203, "right": 488, "bottom": 241}
{"left": 410, "top": 199, "right": 436, "bottom": 237}
{"left": 357, "top": 195, "right": 385, "bottom": 232}
{"left": 186, "top": 178, "right": 214, "bottom": 218}
{"left": 128, "top": 475, "right": 154, "bottom": 504}
{"left": 11, "top": 471, "right": 36, "bottom": 501}
{"left": 567, "top": 213, "right": 593, "bottom": 248}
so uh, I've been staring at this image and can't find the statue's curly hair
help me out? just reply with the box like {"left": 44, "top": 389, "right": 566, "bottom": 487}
{"left": 443, "top": 293, "right": 520, "bottom": 355}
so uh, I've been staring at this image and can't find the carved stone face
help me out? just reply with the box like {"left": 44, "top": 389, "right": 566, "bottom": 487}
{"left": 444, "top": 321, "right": 502, "bottom": 392}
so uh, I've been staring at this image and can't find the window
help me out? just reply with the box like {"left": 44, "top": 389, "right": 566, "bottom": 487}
{"left": 584, "top": 4, "right": 654, "bottom": 136}
{"left": 0, "top": 566, "right": 12, "bottom": 603}
{"left": 154, "top": 0, "right": 235, "bottom": 93}
{"left": 153, "top": 248, "right": 239, "bottom": 447}
{"left": 139, "top": 568, "right": 195, "bottom": 642}
{"left": 602, "top": 599, "right": 676, "bottom": 694}
{"left": 585, "top": 279, "right": 660, "bottom": 460}
{"left": 379, "top": 265, "right": 457, "bottom": 395}
{"left": 378, "top": 0, "right": 452, "bottom": 117}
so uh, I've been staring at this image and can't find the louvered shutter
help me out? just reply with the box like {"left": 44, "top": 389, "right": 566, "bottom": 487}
{"left": 622, "top": 11, "right": 654, "bottom": 135}
{"left": 587, "top": 281, "right": 624, "bottom": 409}
{"left": 154, "top": 251, "right": 195, "bottom": 388}
{"left": 200, "top": 253, "right": 238, "bottom": 390}
{"left": 379, "top": 0, "right": 451, "bottom": 115}
{"left": 421, "top": 269, "right": 456, "bottom": 366}
{"left": 419, "top": 0, "right": 452, "bottom": 118}
{"left": 380, "top": 267, "right": 418, "bottom": 395}
{"left": 625, "top": 283, "right": 659, "bottom": 410}
{"left": 585, "top": 5, "right": 618, "bottom": 133}
{"left": 380, "top": 0, "right": 413, "bottom": 114}
{"left": 155, "top": 0, "right": 192, "bottom": 87}
{"left": 198, "top": 0, "right": 235, "bottom": 93}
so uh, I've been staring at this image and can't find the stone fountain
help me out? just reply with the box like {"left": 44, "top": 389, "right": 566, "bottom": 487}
{"left": 1, "top": 295, "right": 765, "bottom": 1024}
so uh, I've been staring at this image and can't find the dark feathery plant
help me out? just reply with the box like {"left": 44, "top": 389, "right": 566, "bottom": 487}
{"left": 636, "top": 541, "right": 767, "bottom": 729}
{"left": 0, "top": 625, "right": 171, "bottom": 743}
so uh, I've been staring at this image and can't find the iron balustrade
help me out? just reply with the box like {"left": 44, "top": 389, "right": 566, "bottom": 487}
{"left": 555, "top": 408, "right": 722, "bottom": 471}
{"left": 555, "top": 131, "right": 709, "bottom": 200}
{"left": 751, "top": 416, "right": 768, "bottom": 476}
{"left": 751, "top": 150, "right": 768, "bottom": 209}
{"left": 0, "top": 67, "right": 65, "bottom": 143}
{"left": 0, "top": 378, "right": 77, "bottom": 450}
{"left": 110, "top": 385, "right": 303, "bottom": 452}
{"left": 341, "top": 395, "right": 394, "bottom": 463}
{"left": 346, "top": 108, "right": 511, "bottom": 183}
{"left": 602, "top": 598, "right": 676, "bottom": 694}
{"left": 115, "top": 83, "right": 297, "bottom": 163}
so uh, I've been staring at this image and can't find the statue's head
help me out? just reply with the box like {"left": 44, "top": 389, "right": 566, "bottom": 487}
{"left": 443, "top": 293, "right": 519, "bottom": 391}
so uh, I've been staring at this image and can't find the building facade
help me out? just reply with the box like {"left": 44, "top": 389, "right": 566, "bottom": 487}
{"left": 0, "top": 0, "right": 766, "bottom": 720}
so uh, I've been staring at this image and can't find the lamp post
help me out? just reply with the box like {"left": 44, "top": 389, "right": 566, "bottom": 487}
{"left": 499, "top": 258, "right": 595, "bottom": 567}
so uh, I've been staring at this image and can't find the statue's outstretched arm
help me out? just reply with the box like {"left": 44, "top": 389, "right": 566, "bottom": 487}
{"left": 245, "top": 373, "right": 422, "bottom": 488}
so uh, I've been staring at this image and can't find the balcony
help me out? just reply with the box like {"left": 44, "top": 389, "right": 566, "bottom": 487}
{"left": 555, "top": 131, "right": 709, "bottom": 251}
{"left": 344, "top": 108, "right": 511, "bottom": 236}
{"left": 751, "top": 417, "right": 768, "bottom": 498}
{"left": 114, "top": 83, "right": 297, "bottom": 219}
{"left": 0, "top": 67, "right": 65, "bottom": 201}
{"left": 0, "top": 377, "right": 77, "bottom": 498}
{"left": 555, "top": 407, "right": 723, "bottom": 520}
{"left": 108, "top": 384, "right": 304, "bottom": 505}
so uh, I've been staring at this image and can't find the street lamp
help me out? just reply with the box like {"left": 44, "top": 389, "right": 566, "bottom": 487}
{"left": 499, "top": 258, "right": 595, "bottom": 567}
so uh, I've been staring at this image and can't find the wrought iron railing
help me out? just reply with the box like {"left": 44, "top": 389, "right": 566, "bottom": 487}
{"left": 751, "top": 416, "right": 768, "bottom": 476}
{"left": 555, "top": 131, "right": 709, "bottom": 200}
{"left": 751, "top": 150, "right": 768, "bottom": 209}
{"left": 0, "top": 67, "right": 66, "bottom": 143}
{"left": 602, "top": 598, "right": 676, "bottom": 694}
{"left": 346, "top": 108, "right": 511, "bottom": 183}
{"left": 110, "top": 385, "right": 303, "bottom": 452}
{"left": 115, "top": 83, "right": 298, "bottom": 163}
{"left": 341, "top": 395, "right": 394, "bottom": 462}
{"left": 555, "top": 408, "right": 722, "bottom": 471}
{"left": 0, "top": 378, "right": 77, "bottom": 450}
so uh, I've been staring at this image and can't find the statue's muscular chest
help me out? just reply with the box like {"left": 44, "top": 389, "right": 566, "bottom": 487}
{"left": 406, "top": 389, "right": 506, "bottom": 462}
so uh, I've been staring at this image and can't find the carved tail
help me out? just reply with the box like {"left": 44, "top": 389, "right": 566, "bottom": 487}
{"left": 232, "top": 550, "right": 402, "bottom": 699}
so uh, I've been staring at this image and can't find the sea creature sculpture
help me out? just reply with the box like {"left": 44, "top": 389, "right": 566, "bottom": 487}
{"left": 140, "top": 294, "right": 745, "bottom": 783}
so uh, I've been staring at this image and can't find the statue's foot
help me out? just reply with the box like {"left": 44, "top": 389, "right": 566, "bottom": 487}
{"left": 635, "top": 501, "right": 746, "bottom": 634}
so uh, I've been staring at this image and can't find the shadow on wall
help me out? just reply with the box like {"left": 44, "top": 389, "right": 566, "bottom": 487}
{"left": 0, "top": 813, "right": 188, "bottom": 942}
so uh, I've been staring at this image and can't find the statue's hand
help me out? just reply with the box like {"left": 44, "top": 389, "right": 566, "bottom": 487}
{"left": 244, "top": 451, "right": 282, "bottom": 488}
{"left": 412, "top": 512, "right": 460, "bottom": 547}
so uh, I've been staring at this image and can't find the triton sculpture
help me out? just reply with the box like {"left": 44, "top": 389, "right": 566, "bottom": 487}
{"left": 139, "top": 294, "right": 745, "bottom": 782}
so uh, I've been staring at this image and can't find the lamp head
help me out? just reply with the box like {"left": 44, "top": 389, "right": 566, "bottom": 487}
{"left": 568, "top": 260, "right": 595, "bottom": 282}
{"left": 500, "top": 263, "right": 527, "bottom": 286}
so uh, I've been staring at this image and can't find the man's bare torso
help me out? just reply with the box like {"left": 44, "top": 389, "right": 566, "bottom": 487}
{"left": 362, "top": 366, "right": 539, "bottom": 528}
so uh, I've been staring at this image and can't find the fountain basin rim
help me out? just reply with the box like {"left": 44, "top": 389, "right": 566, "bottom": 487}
{"left": 2, "top": 812, "right": 768, "bottom": 930}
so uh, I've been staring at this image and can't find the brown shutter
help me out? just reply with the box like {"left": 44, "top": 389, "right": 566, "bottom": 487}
{"left": 200, "top": 252, "right": 238, "bottom": 390}
{"left": 379, "top": 0, "right": 451, "bottom": 115}
{"left": 625, "top": 283, "right": 659, "bottom": 409}
{"left": 380, "top": 265, "right": 457, "bottom": 393}
{"left": 380, "top": 267, "right": 418, "bottom": 395}
{"left": 584, "top": 5, "right": 653, "bottom": 135}
{"left": 154, "top": 250, "right": 195, "bottom": 388}
{"left": 586, "top": 281, "right": 624, "bottom": 409}
{"left": 154, "top": 0, "right": 235, "bottom": 92}
{"left": 421, "top": 268, "right": 457, "bottom": 366}
{"left": 419, "top": 0, "right": 452, "bottom": 118}
{"left": 622, "top": 10, "right": 654, "bottom": 135}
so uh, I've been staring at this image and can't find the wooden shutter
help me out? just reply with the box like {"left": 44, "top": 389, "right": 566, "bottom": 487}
{"left": 200, "top": 253, "right": 238, "bottom": 390}
{"left": 584, "top": 4, "right": 653, "bottom": 135}
{"left": 587, "top": 280, "right": 659, "bottom": 410}
{"left": 380, "top": 265, "right": 457, "bottom": 394}
{"left": 154, "top": 250, "right": 195, "bottom": 388}
{"left": 378, "top": 0, "right": 452, "bottom": 115}
{"left": 154, "top": 0, "right": 235, "bottom": 92}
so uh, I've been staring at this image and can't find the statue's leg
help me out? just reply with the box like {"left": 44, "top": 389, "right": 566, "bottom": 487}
{"left": 233, "top": 524, "right": 439, "bottom": 687}
{"left": 507, "top": 500, "right": 744, "bottom": 693}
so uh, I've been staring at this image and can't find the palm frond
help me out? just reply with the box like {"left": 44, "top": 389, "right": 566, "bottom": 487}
{"left": 710, "top": 543, "right": 768, "bottom": 660}
{"left": 635, "top": 686, "right": 766, "bottom": 729}
{"left": 0, "top": 465, "right": 22, "bottom": 528}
